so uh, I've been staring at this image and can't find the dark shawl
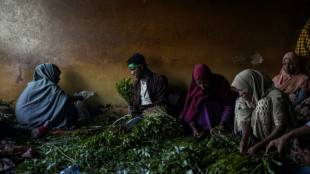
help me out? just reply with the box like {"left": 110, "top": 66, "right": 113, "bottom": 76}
{"left": 15, "top": 63, "right": 69, "bottom": 128}
{"left": 182, "top": 63, "right": 235, "bottom": 124}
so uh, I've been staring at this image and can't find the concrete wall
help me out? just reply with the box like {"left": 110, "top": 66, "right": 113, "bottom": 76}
{"left": 0, "top": 0, "right": 309, "bottom": 108}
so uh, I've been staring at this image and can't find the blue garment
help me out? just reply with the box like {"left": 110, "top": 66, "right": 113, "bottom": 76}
{"left": 15, "top": 63, "right": 76, "bottom": 129}
{"left": 295, "top": 167, "right": 310, "bottom": 174}
{"left": 125, "top": 116, "right": 144, "bottom": 129}
{"left": 293, "top": 89, "right": 309, "bottom": 107}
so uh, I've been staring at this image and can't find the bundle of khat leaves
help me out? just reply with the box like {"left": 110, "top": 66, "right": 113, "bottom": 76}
{"left": 116, "top": 78, "right": 134, "bottom": 106}
{"left": 133, "top": 106, "right": 183, "bottom": 141}
{"left": 142, "top": 105, "right": 168, "bottom": 118}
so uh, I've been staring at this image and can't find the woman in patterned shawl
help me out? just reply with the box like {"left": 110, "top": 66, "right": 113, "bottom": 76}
{"left": 232, "top": 69, "right": 297, "bottom": 154}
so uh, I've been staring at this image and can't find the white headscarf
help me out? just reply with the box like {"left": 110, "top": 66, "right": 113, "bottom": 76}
{"left": 231, "top": 69, "right": 275, "bottom": 103}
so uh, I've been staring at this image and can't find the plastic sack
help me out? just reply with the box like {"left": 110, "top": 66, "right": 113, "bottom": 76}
{"left": 73, "top": 91, "right": 94, "bottom": 122}
{"left": 59, "top": 165, "right": 80, "bottom": 174}
{"left": 73, "top": 91, "right": 94, "bottom": 100}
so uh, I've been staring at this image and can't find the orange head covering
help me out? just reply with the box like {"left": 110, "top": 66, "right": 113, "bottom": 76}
{"left": 272, "top": 52, "right": 310, "bottom": 93}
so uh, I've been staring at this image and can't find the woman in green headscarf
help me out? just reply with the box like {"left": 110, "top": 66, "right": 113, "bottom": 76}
{"left": 232, "top": 69, "right": 296, "bottom": 154}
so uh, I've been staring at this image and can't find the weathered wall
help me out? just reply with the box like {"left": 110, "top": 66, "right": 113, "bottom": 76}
{"left": 0, "top": 0, "right": 309, "bottom": 108}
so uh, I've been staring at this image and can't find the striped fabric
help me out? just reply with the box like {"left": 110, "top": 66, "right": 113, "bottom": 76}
{"left": 295, "top": 18, "right": 310, "bottom": 75}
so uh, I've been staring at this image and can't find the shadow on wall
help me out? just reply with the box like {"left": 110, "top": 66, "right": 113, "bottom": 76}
{"left": 61, "top": 68, "right": 85, "bottom": 93}
{"left": 84, "top": 94, "right": 104, "bottom": 117}
{"left": 147, "top": 56, "right": 164, "bottom": 70}
{"left": 168, "top": 82, "right": 188, "bottom": 118}
{"left": 61, "top": 68, "right": 104, "bottom": 116}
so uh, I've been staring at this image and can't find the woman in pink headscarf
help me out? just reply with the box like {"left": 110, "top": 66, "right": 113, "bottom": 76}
{"left": 273, "top": 52, "right": 310, "bottom": 123}
{"left": 182, "top": 63, "right": 237, "bottom": 138}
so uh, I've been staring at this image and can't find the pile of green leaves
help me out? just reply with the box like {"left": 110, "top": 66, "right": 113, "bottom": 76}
{"left": 0, "top": 98, "right": 15, "bottom": 125}
{"left": 0, "top": 112, "right": 15, "bottom": 125}
{"left": 133, "top": 114, "right": 183, "bottom": 140}
{"left": 12, "top": 111, "right": 284, "bottom": 173}
{"left": 206, "top": 153, "right": 276, "bottom": 174}
{"left": 0, "top": 98, "right": 13, "bottom": 107}
{"left": 86, "top": 110, "right": 122, "bottom": 128}
{"left": 116, "top": 78, "right": 134, "bottom": 106}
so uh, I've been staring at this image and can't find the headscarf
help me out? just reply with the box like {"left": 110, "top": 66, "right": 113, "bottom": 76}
{"left": 231, "top": 69, "right": 275, "bottom": 103}
{"left": 232, "top": 69, "right": 298, "bottom": 132}
{"left": 272, "top": 52, "right": 310, "bottom": 93}
{"left": 15, "top": 63, "right": 69, "bottom": 128}
{"left": 33, "top": 63, "right": 61, "bottom": 83}
{"left": 182, "top": 63, "right": 235, "bottom": 124}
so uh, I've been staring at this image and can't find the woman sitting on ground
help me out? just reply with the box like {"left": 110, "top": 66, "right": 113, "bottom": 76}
{"left": 182, "top": 63, "right": 236, "bottom": 138}
{"left": 15, "top": 63, "right": 86, "bottom": 138}
{"left": 232, "top": 69, "right": 297, "bottom": 154}
{"left": 273, "top": 52, "right": 310, "bottom": 123}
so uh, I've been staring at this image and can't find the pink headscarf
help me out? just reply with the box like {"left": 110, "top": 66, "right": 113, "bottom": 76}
{"left": 193, "top": 63, "right": 212, "bottom": 81}
{"left": 182, "top": 63, "right": 235, "bottom": 124}
{"left": 273, "top": 52, "right": 310, "bottom": 93}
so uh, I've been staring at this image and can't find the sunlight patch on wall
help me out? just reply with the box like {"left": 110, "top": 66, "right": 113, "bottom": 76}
{"left": 0, "top": 0, "right": 48, "bottom": 55}
{"left": 231, "top": 52, "right": 264, "bottom": 66}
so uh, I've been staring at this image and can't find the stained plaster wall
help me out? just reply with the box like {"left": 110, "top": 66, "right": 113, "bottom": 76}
{"left": 0, "top": 0, "right": 309, "bottom": 109}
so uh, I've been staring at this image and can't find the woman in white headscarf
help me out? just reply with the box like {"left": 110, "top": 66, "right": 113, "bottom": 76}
{"left": 232, "top": 69, "right": 297, "bottom": 154}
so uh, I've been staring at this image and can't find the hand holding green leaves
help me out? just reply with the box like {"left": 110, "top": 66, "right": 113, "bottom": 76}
{"left": 116, "top": 78, "right": 134, "bottom": 106}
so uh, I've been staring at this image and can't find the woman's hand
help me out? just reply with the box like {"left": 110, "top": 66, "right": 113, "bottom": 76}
{"left": 265, "top": 135, "right": 289, "bottom": 156}
{"left": 191, "top": 125, "right": 202, "bottom": 138}
{"left": 210, "top": 121, "right": 224, "bottom": 135}
{"left": 240, "top": 121, "right": 251, "bottom": 153}
{"left": 240, "top": 140, "right": 248, "bottom": 153}
{"left": 247, "top": 143, "right": 262, "bottom": 154}
{"left": 210, "top": 128, "right": 219, "bottom": 135}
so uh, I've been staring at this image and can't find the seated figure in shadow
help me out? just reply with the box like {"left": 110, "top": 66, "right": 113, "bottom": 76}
{"left": 125, "top": 53, "right": 169, "bottom": 128}
{"left": 182, "top": 63, "right": 236, "bottom": 138}
{"left": 232, "top": 69, "right": 297, "bottom": 154}
{"left": 273, "top": 52, "right": 310, "bottom": 124}
{"left": 15, "top": 63, "right": 87, "bottom": 138}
